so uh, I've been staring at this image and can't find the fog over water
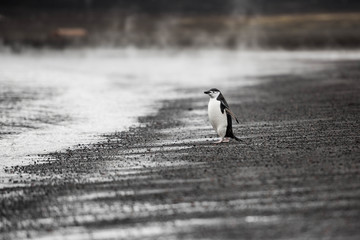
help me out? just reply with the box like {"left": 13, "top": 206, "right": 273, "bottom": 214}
{"left": 1, "top": 48, "right": 360, "bottom": 171}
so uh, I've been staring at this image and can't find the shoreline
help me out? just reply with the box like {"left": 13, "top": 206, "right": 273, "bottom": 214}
{"left": 1, "top": 57, "right": 360, "bottom": 239}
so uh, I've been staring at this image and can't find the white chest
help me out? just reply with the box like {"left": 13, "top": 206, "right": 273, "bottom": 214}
{"left": 208, "top": 99, "right": 228, "bottom": 131}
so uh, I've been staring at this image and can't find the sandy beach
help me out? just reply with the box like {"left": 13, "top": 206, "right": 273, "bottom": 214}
{"left": 1, "top": 53, "right": 359, "bottom": 239}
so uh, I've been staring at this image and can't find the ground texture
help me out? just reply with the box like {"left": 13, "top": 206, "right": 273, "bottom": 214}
{"left": 1, "top": 59, "right": 360, "bottom": 239}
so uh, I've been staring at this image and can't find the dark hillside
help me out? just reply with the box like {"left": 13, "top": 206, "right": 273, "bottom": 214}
{"left": 1, "top": 0, "right": 360, "bottom": 15}
{"left": 1, "top": 0, "right": 360, "bottom": 49}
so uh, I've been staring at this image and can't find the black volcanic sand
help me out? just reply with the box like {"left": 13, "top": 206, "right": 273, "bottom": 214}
{"left": 1, "top": 60, "right": 360, "bottom": 239}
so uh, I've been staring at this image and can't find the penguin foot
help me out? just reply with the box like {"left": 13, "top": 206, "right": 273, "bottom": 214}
{"left": 214, "top": 138, "right": 230, "bottom": 144}
{"left": 222, "top": 138, "right": 230, "bottom": 143}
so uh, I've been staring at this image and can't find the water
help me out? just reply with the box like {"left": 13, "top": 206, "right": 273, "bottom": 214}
{"left": 1, "top": 48, "right": 360, "bottom": 169}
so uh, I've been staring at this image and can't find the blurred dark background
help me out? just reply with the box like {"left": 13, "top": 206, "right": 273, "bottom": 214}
{"left": 2, "top": 0, "right": 360, "bottom": 15}
{"left": 1, "top": 0, "right": 360, "bottom": 49}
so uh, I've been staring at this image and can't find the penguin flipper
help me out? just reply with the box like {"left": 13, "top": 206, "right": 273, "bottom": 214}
{"left": 217, "top": 93, "right": 239, "bottom": 124}
{"left": 225, "top": 108, "right": 239, "bottom": 124}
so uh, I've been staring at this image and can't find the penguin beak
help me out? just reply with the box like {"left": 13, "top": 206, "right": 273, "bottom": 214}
{"left": 204, "top": 91, "right": 210, "bottom": 94}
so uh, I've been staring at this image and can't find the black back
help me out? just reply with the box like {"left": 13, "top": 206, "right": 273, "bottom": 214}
{"left": 216, "top": 92, "right": 229, "bottom": 114}
{"left": 216, "top": 93, "right": 237, "bottom": 138}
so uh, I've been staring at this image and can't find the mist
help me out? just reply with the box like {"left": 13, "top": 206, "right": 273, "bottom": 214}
{"left": 1, "top": 0, "right": 360, "bottom": 49}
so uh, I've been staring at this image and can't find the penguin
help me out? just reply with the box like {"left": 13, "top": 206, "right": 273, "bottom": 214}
{"left": 204, "top": 88, "right": 240, "bottom": 143}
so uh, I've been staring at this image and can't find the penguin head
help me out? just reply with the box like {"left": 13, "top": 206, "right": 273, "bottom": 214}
{"left": 204, "top": 88, "right": 221, "bottom": 99}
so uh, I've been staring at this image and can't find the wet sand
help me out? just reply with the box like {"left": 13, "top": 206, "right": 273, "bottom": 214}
{"left": 1, "top": 59, "right": 360, "bottom": 239}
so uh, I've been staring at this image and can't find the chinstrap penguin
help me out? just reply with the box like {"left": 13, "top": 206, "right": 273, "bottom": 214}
{"left": 204, "top": 88, "right": 240, "bottom": 143}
